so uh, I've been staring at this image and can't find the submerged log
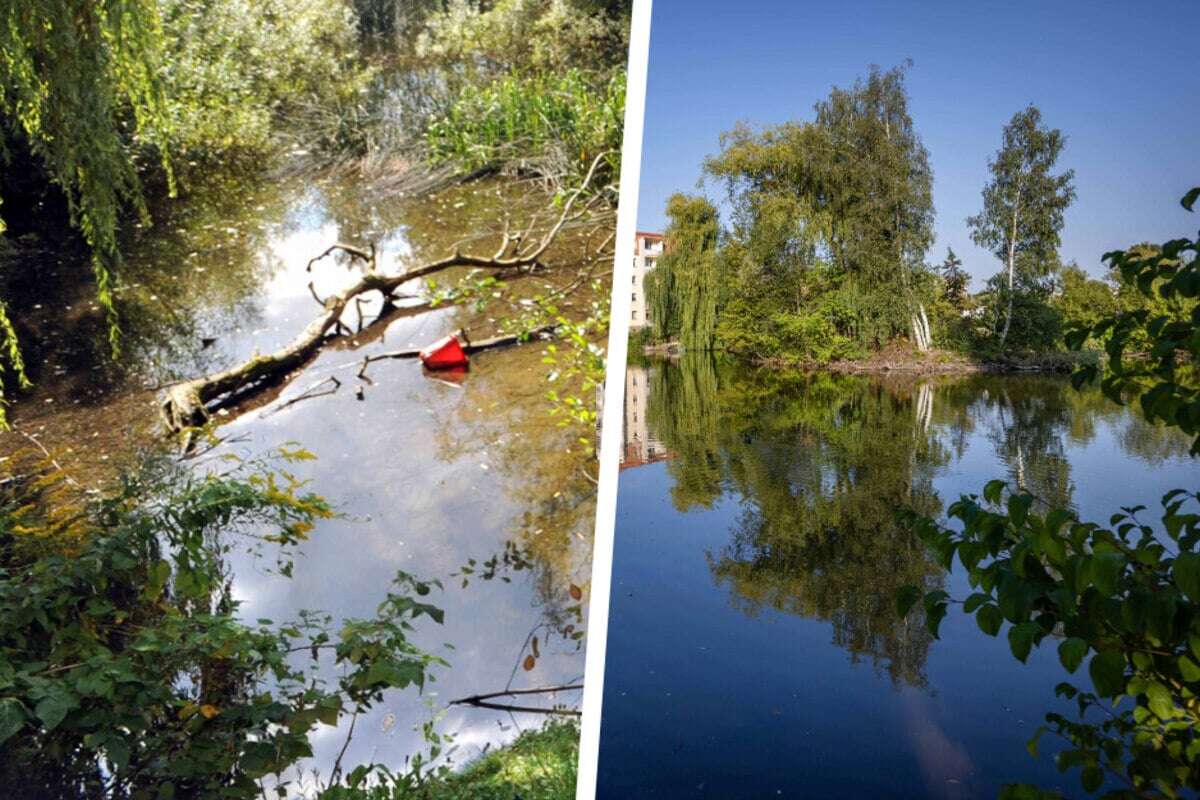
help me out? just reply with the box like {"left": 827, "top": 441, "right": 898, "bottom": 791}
{"left": 160, "top": 261, "right": 519, "bottom": 431}
{"left": 159, "top": 154, "right": 609, "bottom": 433}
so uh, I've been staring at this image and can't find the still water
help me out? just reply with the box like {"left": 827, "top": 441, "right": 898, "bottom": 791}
{"left": 597, "top": 356, "right": 1196, "bottom": 799}
{"left": 3, "top": 166, "right": 597, "bottom": 783}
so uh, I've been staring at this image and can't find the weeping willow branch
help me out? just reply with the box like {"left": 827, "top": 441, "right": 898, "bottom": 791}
{"left": 157, "top": 153, "right": 610, "bottom": 433}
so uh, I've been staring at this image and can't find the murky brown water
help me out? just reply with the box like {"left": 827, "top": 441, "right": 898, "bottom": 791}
{"left": 1, "top": 162, "right": 605, "bottom": 784}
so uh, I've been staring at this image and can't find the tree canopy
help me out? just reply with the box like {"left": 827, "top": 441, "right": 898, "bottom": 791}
{"left": 690, "top": 63, "right": 936, "bottom": 360}
{"left": 968, "top": 105, "right": 1076, "bottom": 347}
{"left": 900, "top": 188, "right": 1200, "bottom": 799}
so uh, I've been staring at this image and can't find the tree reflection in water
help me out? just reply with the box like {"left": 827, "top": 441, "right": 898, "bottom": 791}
{"left": 637, "top": 356, "right": 1196, "bottom": 690}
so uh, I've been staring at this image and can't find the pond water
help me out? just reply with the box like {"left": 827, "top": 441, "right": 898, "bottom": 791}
{"left": 597, "top": 356, "right": 1197, "bottom": 799}
{"left": 2, "top": 164, "right": 599, "bottom": 785}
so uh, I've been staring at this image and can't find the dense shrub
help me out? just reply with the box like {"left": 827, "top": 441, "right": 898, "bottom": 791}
{"left": 156, "top": 0, "right": 367, "bottom": 157}
{"left": 416, "top": 0, "right": 628, "bottom": 78}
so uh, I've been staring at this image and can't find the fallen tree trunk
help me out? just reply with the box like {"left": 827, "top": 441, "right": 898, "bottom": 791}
{"left": 159, "top": 261, "right": 525, "bottom": 431}
{"left": 159, "top": 154, "right": 609, "bottom": 433}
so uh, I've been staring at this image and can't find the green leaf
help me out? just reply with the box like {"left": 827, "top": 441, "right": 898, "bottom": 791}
{"left": 984, "top": 479, "right": 1006, "bottom": 505}
{"left": 1178, "top": 654, "right": 1200, "bottom": 682}
{"left": 316, "top": 696, "right": 341, "bottom": 726}
{"left": 1080, "top": 765, "right": 1103, "bottom": 793}
{"left": 1057, "top": 637, "right": 1088, "bottom": 674}
{"left": 1007, "top": 494, "right": 1033, "bottom": 528}
{"left": 1088, "top": 650, "right": 1126, "bottom": 698}
{"left": 976, "top": 604, "right": 1003, "bottom": 636}
{"left": 895, "top": 585, "right": 920, "bottom": 618}
{"left": 106, "top": 736, "right": 132, "bottom": 770}
{"left": 999, "top": 784, "right": 1059, "bottom": 800}
{"left": 1008, "top": 621, "right": 1040, "bottom": 663}
{"left": 962, "top": 592, "right": 990, "bottom": 613}
{"left": 1182, "top": 187, "right": 1200, "bottom": 212}
{"left": 1173, "top": 552, "right": 1200, "bottom": 601}
{"left": 34, "top": 686, "right": 76, "bottom": 732}
{"left": 0, "top": 698, "right": 26, "bottom": 744}
{"left": 1144, "top": 680, "right": 1175, "bottom": 720}
{"left": 1090, "top": 552, "right": 1125, "bottom": 596}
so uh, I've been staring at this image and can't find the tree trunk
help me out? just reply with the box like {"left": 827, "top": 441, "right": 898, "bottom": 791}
{"left": 911, "top": 303, "right": 932, "bottom": 352}
{"left": 999, "top": 192, "right": 1021, "bottom": 348}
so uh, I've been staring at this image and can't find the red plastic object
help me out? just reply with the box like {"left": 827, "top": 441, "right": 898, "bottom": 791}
{"left": 419, "top": 335, "right": 469, "bottom": 370}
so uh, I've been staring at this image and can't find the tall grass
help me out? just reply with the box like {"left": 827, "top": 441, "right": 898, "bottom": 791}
{"left": 425, "top": 68, "right": 624, "bottom": 196}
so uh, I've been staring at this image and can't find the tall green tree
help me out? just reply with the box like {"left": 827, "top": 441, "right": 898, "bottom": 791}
{"left": 645, "top": 193, "right": 722, "bottom": 350}
{"left": 704, "top": 64, "right": 935, "bottom": 355}
{"left": 939, "top": 247, "right": 969, "bottom": 309}
{"left": 0, "top": 0, "right": 174, "bottom": 333}
{"left": 968, "top": 105, "right": 1076, "bottom": 349}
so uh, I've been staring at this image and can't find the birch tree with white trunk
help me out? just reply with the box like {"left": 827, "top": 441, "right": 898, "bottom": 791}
{"left": 967, "top": 106, "right": 1075, "bottom": 349}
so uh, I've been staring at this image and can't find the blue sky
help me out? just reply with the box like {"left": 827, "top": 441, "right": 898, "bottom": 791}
{"left": 635, "top": 0, "right": 1200, "bottom": 286}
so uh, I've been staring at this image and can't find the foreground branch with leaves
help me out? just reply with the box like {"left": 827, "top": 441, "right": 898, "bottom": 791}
{"left": 0, "top": 449, "right": 446, "bottom": 799}
{"left": 897, "top": 187, "right": 1200, "bottom": 799}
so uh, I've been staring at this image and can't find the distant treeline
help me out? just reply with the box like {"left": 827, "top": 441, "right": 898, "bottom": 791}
{"left": 643, "top": 64, "right": 1184, "bottom": 366}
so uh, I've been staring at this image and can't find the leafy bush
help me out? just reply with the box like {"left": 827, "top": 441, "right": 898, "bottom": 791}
{"left": 973, "top": 275, "right": 1066, "bottom": 356}
{"left": 156, "top": 0, "right": 367, "bottom": 157}
{"left": 416, "top": 0, "right": 628, "bottom": 78}
{"left": 769, "top": 310, "right": 862, "bottom": 364}
{"left": 0, "top": 450, "right": 445, "bottom": 799}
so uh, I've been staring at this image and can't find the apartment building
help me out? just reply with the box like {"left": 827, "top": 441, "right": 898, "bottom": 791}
{"left": 630, "top": 231, "right": 664, "bottom": 329}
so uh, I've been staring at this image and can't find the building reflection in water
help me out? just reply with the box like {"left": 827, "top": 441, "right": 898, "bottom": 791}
{"left": 620, "top": 364, "right": 669, "bottom": 470}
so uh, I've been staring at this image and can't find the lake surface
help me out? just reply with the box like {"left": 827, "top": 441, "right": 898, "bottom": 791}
{"left": 597, "top": 356, "right": 1196, "bottom": 799}
{"left": 1, "top": 164, "right": 599, "bottom": 787}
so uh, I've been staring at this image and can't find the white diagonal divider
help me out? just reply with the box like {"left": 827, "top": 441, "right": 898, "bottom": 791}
{"left": 576, "top": 1, "right": 654, "bottom": 797}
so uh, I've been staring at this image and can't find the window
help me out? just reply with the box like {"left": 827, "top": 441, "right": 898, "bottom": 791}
{"left": 632, "top": 293, "right": 637, "bottom": 302}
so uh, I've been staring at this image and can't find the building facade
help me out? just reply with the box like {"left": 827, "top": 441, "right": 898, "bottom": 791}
{"left": 630, "top": 231, "right": 664, "bottom": 330}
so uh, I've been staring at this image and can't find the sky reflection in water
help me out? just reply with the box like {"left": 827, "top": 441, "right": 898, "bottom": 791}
{"left": 5, "top": 169, "right": 596, "bottom": 782}
{"left": 598, "top": 357, "right": 1197, "bottom": 799}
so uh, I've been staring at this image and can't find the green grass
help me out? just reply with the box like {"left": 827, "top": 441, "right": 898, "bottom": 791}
{"left": 324, "top": 720, "right": 580, "bottom": 800}
{"left": 423, "top": 720, "right": 579, "bottom": 800}
{"left": 425, "top": 68, "right": 624, "bottom": 193}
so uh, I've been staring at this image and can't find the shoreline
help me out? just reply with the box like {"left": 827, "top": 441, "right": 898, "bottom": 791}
{"left": 640, "top": 342, "right": 1095, "bottom": 375}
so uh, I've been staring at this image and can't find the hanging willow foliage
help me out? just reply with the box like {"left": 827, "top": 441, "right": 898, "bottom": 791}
{"left": 647, "top": 193, "right": 722, "bottom": 351}
{"left": 0, "top": 0, "right": 174, "bottom": 423}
